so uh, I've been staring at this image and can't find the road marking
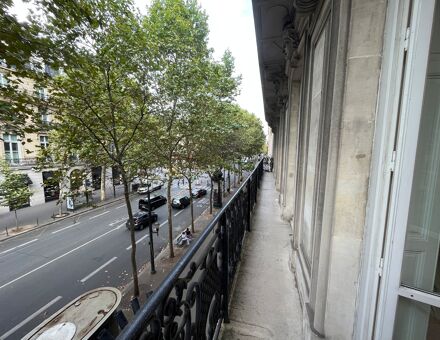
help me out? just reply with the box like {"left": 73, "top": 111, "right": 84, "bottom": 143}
{"left": 0, "top": 239, "right": 38, "bottom": 255}
{"left": 0, "top": 296, "right": 62, "bottom": 340}
{"left": 109, "top": 218, "right": 126, "bottom": 226}
{"left": 174, "top": 210, "right": 184, "bottom": 217}
{"left": 51, "top": 222, "right": 81, "bottom": 234}
{"left": 159, "top": 221, "right": 167, "bottom": 228}
{"left": 89, "top": 210, "right": 110, "bottom": 220}
{"left": 80, "top": 257, "right": 118, "bottom": 283}
{"left": 126, "top": 234, "right": 150, "bottom": 250}
{"left": 0, "top": 226, "right": 121, "bottom": 290}
{"left": 115, "top": 204, "right": 126, "bottom": 209}
{"left": 115, "top": 222, "right": 125, "bottom": 229}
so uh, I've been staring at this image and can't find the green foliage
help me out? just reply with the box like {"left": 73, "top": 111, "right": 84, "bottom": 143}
{"left": 0, "top": 161, "right": 33, "bottom": 210}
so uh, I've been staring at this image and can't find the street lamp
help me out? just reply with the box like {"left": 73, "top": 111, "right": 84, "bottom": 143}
{"left": 146, "top": 182, "right": 159, "bottom": 274}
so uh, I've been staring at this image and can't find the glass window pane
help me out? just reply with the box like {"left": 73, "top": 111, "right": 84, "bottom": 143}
{"left": 301, "top": 25, "right": 327, "bottom": 264}
{"left": 393, "top": 297, "right": 440, "bottom": 340}
{"left": 401, "top": 1, "right": 440, "bottom": 295}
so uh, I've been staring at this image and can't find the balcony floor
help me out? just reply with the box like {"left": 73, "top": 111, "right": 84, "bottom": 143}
{"left": 221, "top": 173, "right": 303, "bottom": 339}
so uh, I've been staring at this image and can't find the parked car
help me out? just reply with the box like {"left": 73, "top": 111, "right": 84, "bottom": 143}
{"left": 137, "top": 180, "right": 163, "bottom": 195}
{"left": 139, "top": 195, "right": 167, "bottom": 211}
{"left": 126, "top": 211, "right": 158, "bottom": 230}
{"left": 191, "top": 188, "right": 207, "bottom": 198}
{"left": 171, "top": 196, "right": 191, "bottom": 209}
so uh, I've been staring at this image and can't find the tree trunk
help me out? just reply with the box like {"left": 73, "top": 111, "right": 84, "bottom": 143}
{"left": 208, "top": 173, "right": 213, "bottom": 214}
{"left": 167, "top": 172, "right": 175, "bottom": 258}
{"left": 14, "top": 209, "right": 18, "bottom": 230}
{"left": 188, "top": 177, "right": 194, "bottom": 233}
{"left": 227, "top": 169, "right": 231, "bottom": 192}
{"left": 223, "top": 169, "right": 226, "bottom": 197}
{"left": 100, "top": 165, "right": 106, "bottom": 201}
{"left": 121, "top": 169, "right": 139, "bottom": 297}
{"left": 59, "top": 199, "right": 63, "bottom": 216}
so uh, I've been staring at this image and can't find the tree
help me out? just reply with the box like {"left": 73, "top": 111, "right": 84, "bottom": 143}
{"left": 0, "top": 161, "right": 33, "bottom": 234}
{"left": 146, "top": 0, "right": 213, "bottom": 258}
{"left": 31, "top": 0, "right": 154, "bottom": 297}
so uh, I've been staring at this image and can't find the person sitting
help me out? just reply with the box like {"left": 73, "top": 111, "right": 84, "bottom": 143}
{"left": 176, "top": 228, "right": 192, "bottom": 246}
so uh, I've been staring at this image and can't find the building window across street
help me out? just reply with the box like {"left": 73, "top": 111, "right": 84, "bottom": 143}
{"left": 3, "top": 133, "right": 20, "bottom": 164}
{"left": 40, "top": 107, "right": 49, "bottom": 125}
{"left": 0, "top": 73, "right": 8, "bottom": 87}
{"left": 40, "top": 135, "right": 49, "bottom": 149}
{"left": 35, "top": 87, "right": 48, "bottom": 100}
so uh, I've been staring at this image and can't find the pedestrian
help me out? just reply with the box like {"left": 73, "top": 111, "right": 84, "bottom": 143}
{"left": 185, "top": 227, "right": 193, "bottom": 239}
{"left": 269, "top": 157, "right": 274, "bottom": 172}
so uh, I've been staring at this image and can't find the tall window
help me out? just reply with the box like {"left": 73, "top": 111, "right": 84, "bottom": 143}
{"left": 40, "top": 107, "right": 49, "bottom": 125}
{"left": 0, "top": 73, "right": 8, "bottom": 87}
{"left": 35, "top": 87, "right": 48, "bottom": 100}
{"left": 3, "top": 134, "right": 19, "bottom": 164}
{"left": 40, "top": 135, "right": 49, "bottom": 149}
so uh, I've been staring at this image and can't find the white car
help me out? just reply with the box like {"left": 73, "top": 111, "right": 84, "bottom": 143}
{"left": 137, "top": 180, "right": 163, "bottom": 195}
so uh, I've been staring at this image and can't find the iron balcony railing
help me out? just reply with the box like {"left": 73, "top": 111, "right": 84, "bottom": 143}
{"left": 112, "top": 160, "right": 264, "bottom": 340}
{"left": 6, "top": 157, "right": 38, "bottom": 167}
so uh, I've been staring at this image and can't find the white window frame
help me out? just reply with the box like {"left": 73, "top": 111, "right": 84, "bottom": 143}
{"left": 39, "top": 135, "right": 49, "bottom": 149}
{"left": 0, "top": 73, "right": 8, "bottom": 87}
{"left": 370, "top": 0, "right": 438, "bottom": 339}
{"left": 3, "top": 133, "right": 21, "bottom": 164}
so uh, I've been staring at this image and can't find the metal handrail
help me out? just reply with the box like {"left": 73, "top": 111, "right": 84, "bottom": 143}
{"left": 118, "top": 160, "right": 263, "bottom": 339}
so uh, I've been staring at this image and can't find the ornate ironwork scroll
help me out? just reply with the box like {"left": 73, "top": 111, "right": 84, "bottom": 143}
{"left": 112, "top": 160, "right": 264, "bottom": 340}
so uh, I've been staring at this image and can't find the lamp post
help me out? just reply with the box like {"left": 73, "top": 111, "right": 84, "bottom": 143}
{"left": 146, "top": 183, "right": 156, "bottom": 274}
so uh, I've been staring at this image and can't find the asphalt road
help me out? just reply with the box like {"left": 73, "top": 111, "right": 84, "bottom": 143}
{"left": 0, "top": 177, "right": 214, "bottom": 339}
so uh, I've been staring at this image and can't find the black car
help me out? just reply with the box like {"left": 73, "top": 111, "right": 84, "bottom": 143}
{"left": 126, "top": 211, "right": 158, "bottom": 230}
{"left": 191, "top": 188, "right": 207, "bottom": 198}
{"left": 139, "top": 195, "right": 167, "bottom": 211}
{"left": 171, "top": 196, "right": 190, "bottom": 209}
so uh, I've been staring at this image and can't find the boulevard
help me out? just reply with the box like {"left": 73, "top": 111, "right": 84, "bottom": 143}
{"left": 0, "top": 179, "right": 213, "bottom": 339}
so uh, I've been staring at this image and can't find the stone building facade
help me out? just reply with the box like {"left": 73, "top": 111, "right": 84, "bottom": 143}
{"left": 0, "top": 63, "right": 116, "bottom": 214}
{"left": 253, "top": 0, "right": 440, "bottom": 339}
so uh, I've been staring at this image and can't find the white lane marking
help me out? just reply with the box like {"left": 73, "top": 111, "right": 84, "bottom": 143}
{"left": 0, "top": 296, "right": 62, "bottom": 340}
{"left": 89, "top": 210, "right": 110, "bottom": 220}
{"left": 115, "top": 222, "right": 125, "bottom": 229}
{"left": 80, "top": 257, "right": 118, "bottom": 283}
{"left": 159, "top": 221, "right": 167, "bottom": 228}
{"left": 174, "top": 210, "right": 184, "bottom": 217}
{"left": 0, "top": 239, "right": 38, "bottom": 255}
{"left": 0, "top": 225, "right": 121, "bottom": 290}
{"left": 109, "top": 218, "right": 126, "bottom": 226}
{"left": 126, "top": 234, "right": 150, "bottom": 250}
{"left": 51, "top": 222, "right": 81, "bottom": 234}
{"left": 115, "top": 204, "right": 125, "bottom": 209}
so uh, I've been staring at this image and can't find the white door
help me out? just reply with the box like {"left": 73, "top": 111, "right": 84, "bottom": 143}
{"left": 376, "top": 0, "right": 440, "bottom": 339}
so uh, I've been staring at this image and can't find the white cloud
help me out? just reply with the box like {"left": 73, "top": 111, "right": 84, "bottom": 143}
{"left": 197, "top": 0, "right": 266, "bottom": 131}
{"left": 135, "top": 0, "right": 266, "bottom": 130}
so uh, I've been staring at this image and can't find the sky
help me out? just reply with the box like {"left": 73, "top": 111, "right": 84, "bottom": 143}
{"left": 11, "top": 0, "right": 267, "bottom": 132}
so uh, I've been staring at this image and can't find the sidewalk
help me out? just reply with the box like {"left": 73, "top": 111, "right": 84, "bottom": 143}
{"left": 221, "top": 174, "right": 303, "bottom": 339}
{"left": 117, "top": 179, "right": 242, "bottom": 316}
{"left": 0, "top": 185, "right": 126, "bottom": 240}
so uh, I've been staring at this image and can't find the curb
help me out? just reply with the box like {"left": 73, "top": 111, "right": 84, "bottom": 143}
{"left": 0, "top": 193, "right": 134, "bottom": 243}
